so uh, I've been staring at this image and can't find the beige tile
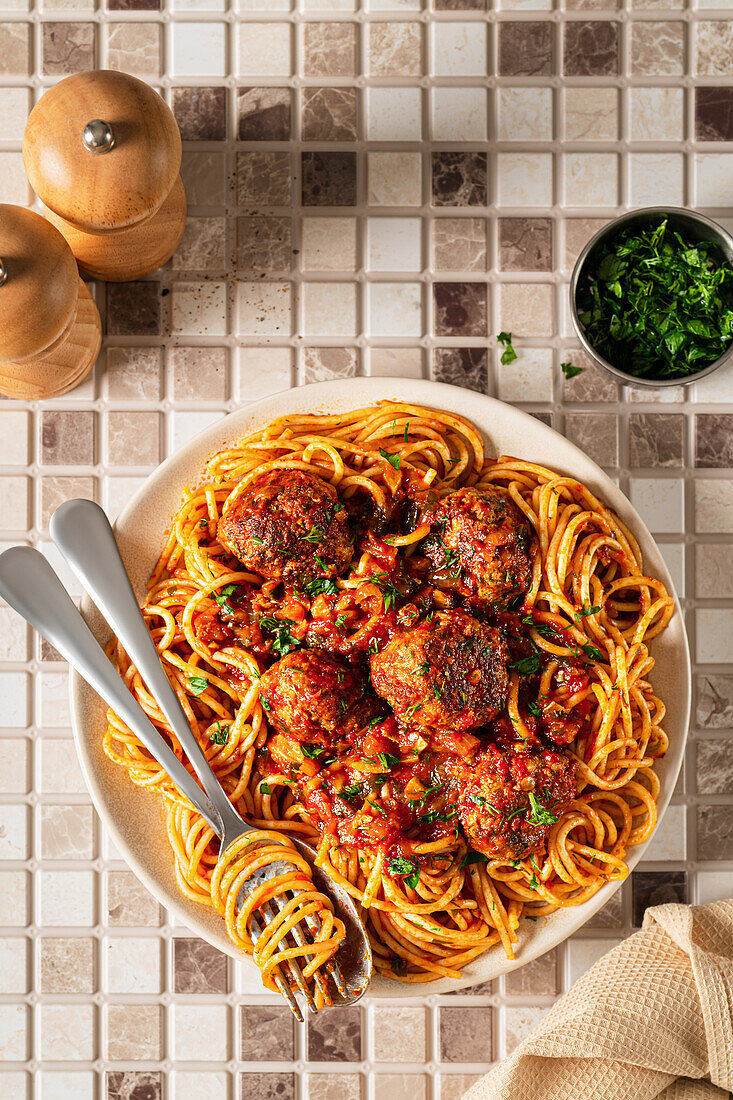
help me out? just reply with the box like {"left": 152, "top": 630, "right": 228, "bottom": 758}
{"left": 302, "top": 216, "right": 358, "bottom": 270}
{"left": 38, "top": 739, "right": 87, "bottom": 795}
{"left": 304, "top": 346, "right": 357, "bottom": 383}
{"left": 372, "top": 1006, "right": 427, "bottom": 1062}
{"left": 239, "top": 20, "right": 292, "bottom": 76}
{"left": 369, "top": 22, "right": 422, "bottom": 75}
{"left": 0, "top": 23, "right": 29, "bottom": 74}
{"left": 106, "top": 347, "right": 162, "bottom": 402}
{"left": 107, "top": 22, "right": 161, "bottom": 77}
{"left": 106, "top": 870, "right": 161, "bottom": 927}
{"left": 629, "top": 87, "right": 684, "bottom": 141}
{"left": 368, "top": 152, "right": 422, "bottom": 207}
{"left": 304, "top": 1075, "right": 362, "bottom": 1100}
{"left": 40, "top": 804, "right": 94, "bottom": 860}
{"left": 0, "top": 606, "right": 29, "bottom": 662}
{"left": 304, "top": 21, "right": 356, "bottom": 76}
{"left": 0, "top": 872, "right": 28, "bottom": 928}
{"left": 107, "top": 411, "right": 161, "bottom": 467}
{"left": 0, "top": 86, "right": 29, "bottom": 140}
{"left": 433, "top": 218, "right": 486, "bottom": 272}
{"left": 368, "top": 347, "right": 423, "bottom": 378}
{"left": 39, "top": 476, "right": 96, "bottom": 529}
{"left": 42, "top": 410, "right": 95, "bottom": 466}
{"left": 38, "top": 669, "right": 70, "bottom": 726}
{"left": 171, "top": 280, "right": 228, "bottom": 336}
{"left": 374, "top": 1076, "right": 427, "bottom": 1100}
{"left": 498, "top": 283, "right": 554, "bottom": 337}
{"left": 631, "top": 21, "right": 684, "bottom": 75}
{"left": 0, "top": 1005, "right": 27, "bottom": 1060}
{"left": 238, "top": 346, "right": 293, "bottom": 402}
{"left": 0, "top": 937, "right": 28, "bottom": 993}
{"left": 39, "top": 937, "right": 95, "bottom": 993}
{"left": 505, "top": 948, "right": 558, "bottom": 994}
{"left": 237, "top": 281, "right": 292, "bottom": 335}
{"left": 106, "top": 937, "right": 162, "bottom": 994}
{"left": 504, "top": 1005, "right": 550, "bottom": 1054}
{"left": 439, "top": 1076, "right": 483, "bottom": 1100}
{"left": 564, "top": 87, "right": 617, "bottom": 140}
{"left": 0, "top": 151, "right": 31, "bottom": 204}
{"left": 0, "top": 476, "right": 29, "bottom": 530}
{"left": 0, "top": 411, "right": 30, "bottom": 465}
{"left": 39, "top": 870, "right": 95, "bottom": 926}
{"left": 302, "top": 282, "right": 358, "bottom": 336}
{"left": 39, "top": 1004, "right": 94, "bottom": 1060}
{"left": 106, "top": 1003, "right": 162, "bottom": 1060}
{"left": 170, "top": 346, "right": 228, "bottom": 401}
{"left": 173, "top": 1004, "right": 229, "bottom": 1061}
{"left": 696, "top": 20, "right": 733, "bottom": 75}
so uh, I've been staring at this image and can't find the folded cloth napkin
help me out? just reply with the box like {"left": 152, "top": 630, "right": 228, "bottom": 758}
{"left": 464, "top": 900, "right": 733, "bottom": 1100}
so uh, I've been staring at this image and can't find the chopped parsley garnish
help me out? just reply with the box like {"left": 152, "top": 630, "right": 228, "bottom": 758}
{"left": 379, "top": 447, "right": 401, "bottom": 470}
{"left": 526, "top": 791, "right": 558, "bottom": 827}
{"left": 370, "top": 573, "right": 400, "bottom": 613}
{"left": 335, "top": 613, "right": 348, "bottom": 628}
{"left": 189, "top": 675, "right": 209, "bottom": 696}
{"left": 459, "top": 851, "right": 489, "bottom": 869}
{"left": 301, "top": 743, "right": 326, "bottom": 759}
{"left": 404, "top": 422, "right": 410, "bottom": 442}
{"left": 259, "top": 781, "right": 272, "bottom": 795}
{"left": 209, "top": 722, "right": 229, "bottom": 745}
{"left": 213, "top": 582, "right": 239, "bottom": 615}
{"left": 341, "top": 783, "right": 364, "bottom": 799}
{"left": 259, "top": 616, "right": 300, "bottom": 657}
{"left": 300, "top": 524, "right": 324, "bottom": 544}
{"left": 333, "top": 501, "right": 345, "bottom": 513}
{"left": 510, "top": 653, "right": 542, "bottom": 677}
{"left": 580, "top": 642, "right": 604, "bottom": 661}
{"left": 376, "top": 751, "right": 401, "bottom": 770}
{"left": 576, "top": 217, "right": 733, "bottom": 380}
{"left": 366, "top": 798, "right": 387, "bottom": 816}
{"left": 420, "top": 808, "right": 456, "bottom": 824}
{"left": 368, "top": 715, "right": 389, "bottom": 729}
{"left": 304, "top": 576, "right": 338, "bottom": 597}
{"left": 259, "top": 695, "right": 271, "bottom": 712}
{"left": 528, "top": 872, "right": 539, "bottom": 890}
{"left": 527, "top": 700, "right": 542, "bottom": 717}
{"left": 413, "top": 660, "right": 429, "bottom": 677}
{"left": 576, "top": 605, "right": 601, "bottom": 620}
{"left": 251, "top": 536, "right": 264, "bottom": 545}
{"left": 404, "top": 702, "right": 422, "bottom": 719}
{"left": 388, "top": 855, "right": 420, "bottom": 889}
{"left": 561, "top": 361, "right": 584, "bottom": 379}
{"left": 497, "top": 331, "right": 517, "bottom": 365}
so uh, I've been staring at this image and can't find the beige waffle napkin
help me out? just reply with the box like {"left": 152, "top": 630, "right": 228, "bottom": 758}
{"left": 464, "top": 900, "right": 733, "bottom": 1100}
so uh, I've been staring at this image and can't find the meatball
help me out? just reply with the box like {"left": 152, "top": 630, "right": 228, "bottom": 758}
{"left": 369, "top": 609, "right": 509, "bottom": 731}
{"left": 218, "top": 469, "right": 351, "bottom": 586}
{"left": 259, "top": 648, "right": 377, "bottom": 747}
{"left": 422, "top": 486, "right": 532, "bottom": 607}
{"left": 451, "top": 741, "right": 576, "bottom": 859}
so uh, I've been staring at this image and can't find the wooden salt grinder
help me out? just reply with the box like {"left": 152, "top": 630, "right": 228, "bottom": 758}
{"left": 0, "top": 204, "right": 102, "bottom": 400}
{"left": 23, "top": 70, "right": 186, "bottom": 282}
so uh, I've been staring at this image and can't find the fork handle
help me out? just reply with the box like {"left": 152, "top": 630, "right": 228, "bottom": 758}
{"left": 50, "top": 499, "right": 244, "bottom": 840}
{"left": 0, "top": 544, "right": 221, "bottom": 835}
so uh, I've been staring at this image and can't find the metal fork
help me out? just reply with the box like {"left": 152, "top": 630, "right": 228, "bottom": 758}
{"left": 0, "top": 502, "right": 372, "bottom": 1019}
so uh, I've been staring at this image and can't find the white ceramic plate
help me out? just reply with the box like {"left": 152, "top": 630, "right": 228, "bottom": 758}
{"left": 70, "top": 378, "right": 691, "bottom": 996}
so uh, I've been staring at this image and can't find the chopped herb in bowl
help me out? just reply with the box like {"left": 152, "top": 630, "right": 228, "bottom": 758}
{"left": 573, "top": 213, "right": 733, "bottom": 383}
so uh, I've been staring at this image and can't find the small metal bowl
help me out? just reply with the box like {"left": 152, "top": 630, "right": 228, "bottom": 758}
{"left": 569, "top": 206, "right": 733, "bottom": 388}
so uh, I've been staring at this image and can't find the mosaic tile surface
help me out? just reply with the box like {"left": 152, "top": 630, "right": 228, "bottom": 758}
{"left": 1, "top": 0, "right": 732, "bottom": 1095}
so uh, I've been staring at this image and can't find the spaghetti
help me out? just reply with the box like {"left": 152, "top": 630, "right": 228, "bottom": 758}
{"left": 105, "top": 402, "right": 674, "bottom": 985}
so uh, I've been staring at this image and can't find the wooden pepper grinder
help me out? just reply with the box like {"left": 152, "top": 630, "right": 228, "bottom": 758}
{"left": 23, "top": 70, "right": 186, "bottom": 282}
{"left": 0, "top": 204, "right": 102, "bottom": 400}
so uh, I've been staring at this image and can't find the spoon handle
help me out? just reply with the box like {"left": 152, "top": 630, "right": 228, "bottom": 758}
{"left": 0, "top": 544, "right": 221, "bottom": 833}
{"left": 50, "top": 499, "right": 245, "bottom": 838}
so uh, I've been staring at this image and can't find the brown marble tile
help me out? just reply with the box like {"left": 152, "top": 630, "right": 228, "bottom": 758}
{"left": 40, "top": 476, "right": 96, "bottom": 529}
{"left": 696, "top": 674, "right": 733, "bottom": 728}
{"left": 562, "top": 352, "right": 618, "bottom": 403}
{"left": 564, "top": 21, "right": 618, "bottom": 76}
{"left": 499, "top": 218, "right": 552, "bottom": 272}
{"left": 433, "top": 283, "right": 487, "bottom": 337}
{"left": 696, "top": 739, "right": 733, "bottom": 795}
{"left": 106, "top": 282, "right": 161, "bottom": 337}
{"left": 433, "top": 348, "right": 488, "bottom": 392}
{"left": 302, "top": 87, "right": 357, "bottom": 142}
{"left": 632, "top": 871, "right": 687, "bottom": 926}
{"left": 108, "top": 0, "right": 159, "bottom": 10}
{"left": 697, "top": 415, "right": 733, "bottom": 467}
{"left": 41, "top": 411, "right": 95, "bottom": 467}
{"left": 586, "top": 886, "right": 625, "bottom": 929}
{"left": 696, "top": 88, "right": 733, "bottom": 141}
{"left": 173, "top": 87, "right": 226, "bottom": 141}
{"left": 107, "top": 411, "right": 160, "bottom": 467}
{"left": 370, "top": 22, "right": 422, "bottom": 76}
{"left": 698, "top": 806, "right": 733, "bottom": 860}
{"left": 42, "top": 22, "right": 95, "bottom": 75}
{"left": 182, "top": 152, "right": 227, "bottom": 206}
{"left": 631, "top": 22, "right": 684, "bottom": 76}
{"left": 505, "top": 948, "right": 558, "bottom": 995}
{"left": 237, "top": 216, "right": 292, "bottom": 274}
{"left": 238, "top": 87, "right": 291, "bottom": 141}
{"left": 499, "top": 21, "right": 552, "bottom": 76}
{"left": 304, "top": 346, "right": 358, "bottom": 382}
{"left": 39, "top": 937, "right": 95, "bottom": 993}
{"left": 241, "top": 1074, "right": 295, "bottom": 1100}
{"left": 241, "top": 1005, "right": 295, "bottom": 1061}
{"left": 170, "top": 346, "right": 227, "bottom": 402}
{"left": 629, "top": 414, "right": 685, "bottom": 468}
{"left": 304, "top": 22, "right": 356, "bottom": 77}
{"left": 106, "top": 1071, "right": 162, "bottom": 1100}
{"left": 565, "top": 413, "right": 619, "bottom": 467}
{"left": 173, "top": 937, "right": 228, "bottom": 994}
{"left": 237, "top": 151, "right": 291, "bottom": 207}
{"left": 307, "top": 1006, "right": 361, "bottom": 1061}
{"left": 433, "top": 218, "right": 486, "bottom": 272}
{"left": 302, "top": 151, "right": 357, "bottom": 207}
{"left": 106, "top": 1004, "right": 162, "bottom": 1061}
{"left": 432, "top": 152, "right": 487, "bottom": 207}
{"left": 439, "top": 1006, "right": 493, "bottom": 1063}
{"left": 696, "top": 21, "right": 733, "bottom": 77}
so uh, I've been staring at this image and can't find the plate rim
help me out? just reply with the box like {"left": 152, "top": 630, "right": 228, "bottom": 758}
{"left": 69, "top": 376, "right": 691, "bottom": 996}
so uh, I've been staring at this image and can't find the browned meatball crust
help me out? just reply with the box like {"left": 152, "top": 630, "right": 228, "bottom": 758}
{"left": 369, "top": 609, "right": 509, "bottom": 731}
{"left": 218, "top": 469, "right": 351, "bottom": 586}
{"left": 259, "top": 648, "right": 377, "bottom": 747}
{"left": 450, "top": 741, "right": 577, "bottom": 858}
{"left": 422, "top": 486, "right": 532, "bottom": 607}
